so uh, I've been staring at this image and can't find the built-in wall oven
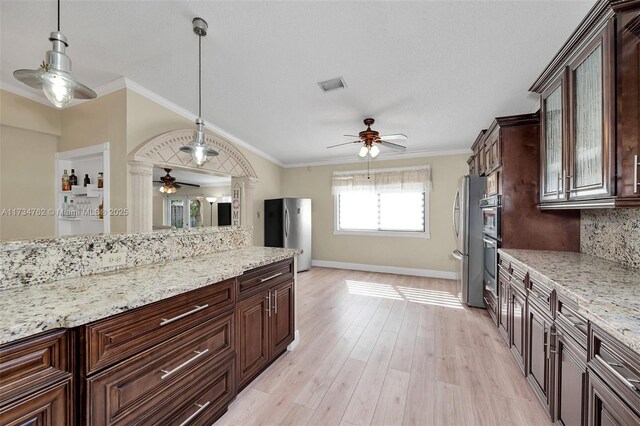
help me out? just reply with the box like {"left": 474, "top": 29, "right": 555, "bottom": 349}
{"left": 480, "top": 194, "right": 501, "bottom": 296}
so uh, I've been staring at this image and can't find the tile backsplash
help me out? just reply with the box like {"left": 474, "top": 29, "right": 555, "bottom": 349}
{"left": 581, "top": 209, "right": 640, "bottom": 268}
{"left": 0, "top": 226, "right": 252, "bottom": 290}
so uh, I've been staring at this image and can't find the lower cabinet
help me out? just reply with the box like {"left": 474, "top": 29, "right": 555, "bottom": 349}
{"left": 509, "top": 283, "right": 526, "bottom": 373}
{"left": 237, "top": 278, "right": 295, "bottom": 389}
{"left": 498, "top": 274, "right": 510, "bottom": 344}
{"left": 554, "top": 326, "right": 587, "bottom": 426}
{"left": 526, "top": 299, "right": 553, "bottom": 417}
{"left": 587, "top": 370, "right": 640, "bottom": 426}
{"left": 0, "top": 379, "right": 72, "bottom": 426}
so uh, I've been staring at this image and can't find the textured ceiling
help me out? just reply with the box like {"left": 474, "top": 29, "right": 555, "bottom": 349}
{"left": 1, "top": 1, "right": 594, "bottom": 165}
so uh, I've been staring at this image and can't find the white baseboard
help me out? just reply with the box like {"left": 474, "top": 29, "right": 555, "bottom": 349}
{"left": 311, "top": 260, "right": 458, "bottom": 280}
{"left": 287, "top": 329, "right": 300, "bottom": 351}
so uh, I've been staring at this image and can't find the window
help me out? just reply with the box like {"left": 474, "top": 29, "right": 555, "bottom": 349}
{"left": 332, "top": 166, "right": 431, "bottom": 238}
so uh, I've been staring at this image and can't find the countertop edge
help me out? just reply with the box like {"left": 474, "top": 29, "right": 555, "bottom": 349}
{"left": 0, "top": 248, "right": 299, "bottom": 346}
{"left": 498, "top": 249, "right": 639, "bottom": 355}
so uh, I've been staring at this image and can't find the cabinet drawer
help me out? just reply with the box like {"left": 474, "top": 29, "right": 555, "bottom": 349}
{"left": 0, "top": 329, "right": 70, "bottom": 406}
{"left": 0, "top": 378, "right": 72, "bottom": 426}
{"left": 527, "top": 276, "right": 553, "bottom": 316}
{"left": 589, "top": 325, "right": 640, "bottom": 415}
{"left": 84, "top": 279, "right": 236, "bottom": 374}
{"left": 87, "top": 312, "right": 234, "bottom": 425}
{"left": 556, "top": 293, "right": 588, "bottom": 349}
{"left": 147, "top": 354, "right": 235, "bottom": 426}
{"left": 238, "top": 259, "right": 293, "bottom": 300}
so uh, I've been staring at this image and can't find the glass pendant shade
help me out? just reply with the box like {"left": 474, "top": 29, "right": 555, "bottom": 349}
{"left": 13, "top": 32, "right": 96, "bottom": 108}
{"left": 370, "top": 145, "right": 380, "bottom": 158}
{"left": 179, "top": 118, "right": 219, "bottom": 166}
{"left": 359, "top": 146, "right": 368, "bottom": 157}
{"left": 159, "top": 185, "right": 176, "bottom": 194}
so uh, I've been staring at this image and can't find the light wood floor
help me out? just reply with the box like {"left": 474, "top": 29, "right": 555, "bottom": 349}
{"left": 217, "top": 267, "right": 551, "bottom": 426}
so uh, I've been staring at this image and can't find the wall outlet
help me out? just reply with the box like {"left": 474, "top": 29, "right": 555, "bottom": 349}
{"left": 103, "top": 252, "right": 127, "bottom": 268}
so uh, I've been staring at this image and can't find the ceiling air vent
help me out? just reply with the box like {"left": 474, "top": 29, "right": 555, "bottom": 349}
{"left": 317, "top": 77, "right": 347, "bottom": 93}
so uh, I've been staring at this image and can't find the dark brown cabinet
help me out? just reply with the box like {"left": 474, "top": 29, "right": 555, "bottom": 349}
{"left": 237, "top": 290, "right": 270, "bottom": 388}
{"left": 509, "top": 283, "right": 526, "bottom": 374}
{"left": 469, "top": 130, "right": 487, "bottom": 175}
{"left": 526, "top": 299, "right": 553, "bottom": 417}
{"left": 587, "top": 370, "right": 640, "bottom": 426}
{"left": 532, "top": 1, "right": 640, "bottom": 208}
{"left": 237, "top": 277, "right": 295, "bottom": 389}
{"left": 554, "top": 326, "right": 588, "bottom": 426}
{"left": 498, "top": 273, "right": 510, "bottom": 344}
{"left": 0, "top": 379, "right": 72, "bottom": 426}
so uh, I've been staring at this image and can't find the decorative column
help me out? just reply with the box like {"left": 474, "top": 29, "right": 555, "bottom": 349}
{"left": 242, "top": 176, "right": 257, "bottom": 229}
{"left": 128, "top": 160, "right": 154, "bottom": 233}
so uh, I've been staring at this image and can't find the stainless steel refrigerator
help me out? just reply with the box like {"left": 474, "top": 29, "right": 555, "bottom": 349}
{"left": 451, "top": 176, "right": 486, "bottom": 307}
{"left": 264, "top": 198, "right": 312, "bottom": 272}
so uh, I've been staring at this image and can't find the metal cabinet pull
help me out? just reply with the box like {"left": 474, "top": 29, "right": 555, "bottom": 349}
{"left": 266, "top": 292, "right": 271, "bottom": 317}
{"left": 260, "top": 272, "right": 283, "bottom": 283}
{"left": 274, "top": 290, "right": 278, "bottom": 314}
{"left": 634, "top": 155, "right": 640, "bottom": 194}
{"left": 595, "top": 355, "right": 639, "bottom": 394}
{"left": 179, "top": 401, "right": 211, "bottom": 426}
{"left": 160, "top": 305, "right": 209, "bottom": 326}
{"left": 160, "top": 349, "right": 209, "bottom": 379}
{"left": 557, "top": 172, "right": 563, "bottom": 199}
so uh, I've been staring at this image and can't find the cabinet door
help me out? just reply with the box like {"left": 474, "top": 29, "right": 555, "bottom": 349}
{"left": 554, "top": 331, "right": 587, "bottom": 426}
{"left": 541, "top": 75, "right": 568, "bottom": 202}
{"left": 498, "top": 275, "right": 509, "bottom": 344}
{"left": 568, "top": 24, "right": 614, "bottom": 199}
{"left": 587, "top": 370, "right": 640, "bottom": 426}
{"left": 270, "top": 280, "right": 295, "bottom": 358}
{"left": 237, "top": 291, "right": 269, "bottom": 387}
{"left": 509, "top": 285, "right": 526, "bottom": 373}
{"left": 0, "top": 379, "right": 72, "bottom": 426}
{"left": 617, "top": 10, "right": 640, "bottom": 198}
{"left": 526, "top": 301, "right": 553, "bottom": 415}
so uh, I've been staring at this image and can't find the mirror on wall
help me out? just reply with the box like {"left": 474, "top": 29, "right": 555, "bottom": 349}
{"left": 152, "top": 166, "right": 232, "bottom": 231}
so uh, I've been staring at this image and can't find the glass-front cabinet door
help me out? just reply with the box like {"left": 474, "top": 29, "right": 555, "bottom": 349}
{"left": 567, "top": 26, "right": 614, "bottom": 199}
{"left": 540, "top": 76, "right": 566, "bottom": 202}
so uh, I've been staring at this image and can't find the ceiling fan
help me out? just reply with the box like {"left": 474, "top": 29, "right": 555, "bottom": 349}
{"left": 153, "top": 168, "right": 201, "bottom": 194}
{"left": 327, "top": 118, "right": 407, "bottom": 158}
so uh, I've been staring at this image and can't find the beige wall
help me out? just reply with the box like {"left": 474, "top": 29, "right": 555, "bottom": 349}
{"left": 0, "top": 90, "right": 61, "bottom": 240}
{"left": 0, "top": 125, "right": 58, "bottom": 240}
{"left": 60, "top": 90, "right": 128, "bottom": 233}
{"left": 281, "top": 155, "right": 469, "bottom": 273}
{"left": 126, "top": 90, "right": 283, "bottom": 245}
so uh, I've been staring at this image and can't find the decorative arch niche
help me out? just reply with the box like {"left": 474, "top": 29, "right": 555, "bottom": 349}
{"left": 128, "top": 129, "right": 258, "bottom": 233}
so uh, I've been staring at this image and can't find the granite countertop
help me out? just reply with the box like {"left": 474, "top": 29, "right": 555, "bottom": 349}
{"left": 0, "top": 246, "right": 300, "bottom": 345}
{"left": 498, "top": 249, "right": 640, "bottom": 354}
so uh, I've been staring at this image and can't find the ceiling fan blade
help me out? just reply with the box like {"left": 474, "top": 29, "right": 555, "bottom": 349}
{"left": 327, "top": 141, "right": 360, "bottom": 149}
{"left": 379, "top": 140, "right": 407, "bottom": 152}
{"left": 380, "top": 134, "right": 408, "bottom": 141}
{"left": 174, "top": 181, "right": 201, "bottom": 188}
{"left": 343, "top": 134, "right": 360, "bottom": 138}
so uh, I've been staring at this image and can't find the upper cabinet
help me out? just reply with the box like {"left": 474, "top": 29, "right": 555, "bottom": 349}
{"left": 531, "top": 1, "right": 640, "bottom": 209}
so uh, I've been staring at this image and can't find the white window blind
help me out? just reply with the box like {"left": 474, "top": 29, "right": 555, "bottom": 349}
{"left": 332, "top": 166, "right": 431, "bottom": 237}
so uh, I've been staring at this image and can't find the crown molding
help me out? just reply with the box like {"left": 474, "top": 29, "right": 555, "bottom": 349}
{"left": 99, "top": 77, "right": 286, "bottom": 167}
{"left": 282, "top": 148, "right": 472, "bottom": 169}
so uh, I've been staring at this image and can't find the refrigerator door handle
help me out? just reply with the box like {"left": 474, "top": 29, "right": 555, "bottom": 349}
{"left": 451, "top": 250, "right": 463, "bottom": 261}
{"left": 284, "top": 208, "right": 290, "bottom": 238}
{"left": 452, "top": 188, "right": 459, "bottom": 238}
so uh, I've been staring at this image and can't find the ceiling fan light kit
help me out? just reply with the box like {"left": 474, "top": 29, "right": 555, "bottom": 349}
{"left": 328, "top": 117, "right": 408, "bottom": 159}
{"left": 13, "top": 0, "right": 96, "bottom": 108}
{"left": 179, "top": 17, "right": 219, "bottom": 167}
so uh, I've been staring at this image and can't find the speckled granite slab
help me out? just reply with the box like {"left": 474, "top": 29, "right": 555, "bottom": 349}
{"left": 0, "top": 246, "right": 300, "bottom": 345}
{"left": 0, "top": 226, "right": 252, "bottom": 290}
{"left": 581, "top": 209, "right": 640, "bottom": 268}
{"left": 499, "top": 249, "right": 640, "bottom": 354}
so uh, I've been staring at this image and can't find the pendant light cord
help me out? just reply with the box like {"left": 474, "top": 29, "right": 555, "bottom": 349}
{"left": 57, "top": 0, "right": 61, "bottom": 31}
{"left": 198, "top": 34, "right": 202, "bottom": 118}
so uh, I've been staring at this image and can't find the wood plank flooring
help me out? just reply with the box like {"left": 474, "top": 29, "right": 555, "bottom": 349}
{"left": 218, "top": 267, "right": 551, "bottom": 426}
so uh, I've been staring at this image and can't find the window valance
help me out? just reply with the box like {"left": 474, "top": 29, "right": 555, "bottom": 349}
{"left": 331, "top": 165, "right": 432, "bottom": 195}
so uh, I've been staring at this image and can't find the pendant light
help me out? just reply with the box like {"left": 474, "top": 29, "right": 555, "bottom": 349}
{"left": 179, "top": 17, "right": 219, "bottom": 167}
{"left": 13, "top": 0, "right": 96, "bottom": 108}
